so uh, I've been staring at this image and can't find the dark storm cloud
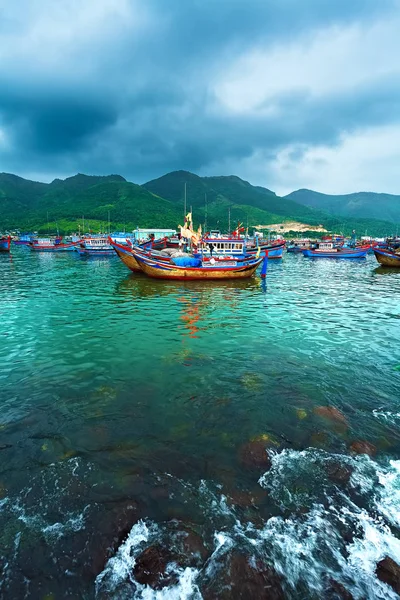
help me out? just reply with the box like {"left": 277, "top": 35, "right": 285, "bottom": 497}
{"left": 0, "top": 0, "right": 399, "bottom": 185}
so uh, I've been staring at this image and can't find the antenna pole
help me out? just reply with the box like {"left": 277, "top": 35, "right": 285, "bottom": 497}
{"left": 204, "top": 193, "right": 207, "bottom": 232}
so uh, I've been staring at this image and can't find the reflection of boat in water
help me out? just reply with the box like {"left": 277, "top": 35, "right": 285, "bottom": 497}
{"left": 373, "top": 248, "right": 400, "bottom": 268}
{"left": 116, "top": 272, "right": 262, "bottom": 299}
{"left": 0, "top": 236, "right": 11, "bottom": 252}
{"left": 303, "top": 241, "right": 368, "bottom": 259}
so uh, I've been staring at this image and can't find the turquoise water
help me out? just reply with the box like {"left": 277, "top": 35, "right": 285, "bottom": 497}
{"left": 1, "top": 248, "right": 400, "bottom": 598}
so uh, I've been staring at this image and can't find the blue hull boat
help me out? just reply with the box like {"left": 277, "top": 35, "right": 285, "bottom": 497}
{"left": 303, "top": 248, "right": 368, "bottom": 258}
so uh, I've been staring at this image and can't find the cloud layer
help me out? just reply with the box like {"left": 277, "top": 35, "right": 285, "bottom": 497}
{"left": 1, "top": 0, "right": 400, "bottom": 194}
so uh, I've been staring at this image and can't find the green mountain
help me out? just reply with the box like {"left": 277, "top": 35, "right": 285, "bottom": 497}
{"left": 0, "top": 173, "right": 182, "bottom": 233}
{"left": 285, "top": 189, "right": 400, "bottom": 224}
{"left": 144, "top": 171, "right": 399, "bottom": 236}
{"left": 143, "top": 170, "right": 322, "bottom": 226}
{"left": 0, "top": 170, "right": 398, "bottom": 237}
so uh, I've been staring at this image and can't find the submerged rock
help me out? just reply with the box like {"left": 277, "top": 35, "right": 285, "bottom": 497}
{"left": 240, "top": 372, "right": 263, "bottom": 391}
{"left": 314, "top": 406, "right": 348, "bottom": 427}
{"left": 376, "top": 556, "right": 400, "bottom": 594}
{"left": 238, "top": 440, "right": 272, "bottom": 471}
{"left": 349, "top": 440, "right": 377, "bottom": 457}
{"left": 133, "top": 545, "right": 178, "bottom": 589}
{"left": 178, "top": 526, "right": 210, "bottom": 563}
{"left": 325, "top": 461, "right": 353, "bottom": 485}
{"left": 296, "top": 408, "right": 308, "bottom": 420}
{"left": 326, "top": 579, "right": 354, "bottom": 599}
{"left": 202, "top": 552, "right": 285, "bottom": 599}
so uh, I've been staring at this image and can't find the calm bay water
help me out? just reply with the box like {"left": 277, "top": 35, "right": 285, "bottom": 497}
{"left": 1, "top": 248, "right": 400, "bottom": 599}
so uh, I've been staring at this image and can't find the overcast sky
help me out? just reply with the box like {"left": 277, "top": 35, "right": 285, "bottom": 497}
{"left": 1, "top": 0, "right": 400, "bottom": 195}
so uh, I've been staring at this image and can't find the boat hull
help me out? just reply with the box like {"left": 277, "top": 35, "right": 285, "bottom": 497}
{"left": 133, "top": 250, "right": 264, "bottom": 280}
{"left": 0, "top": 236, "right": 11, "bottom": 252}
{"left": 29, "top": 244, "right": 77, "bottom": 252}
{"left": 247, "top": 242, "right": 284, "bottom": 259}
{"left": 302, "top": 249, "right": 368, "bottom": 258}
{"left": 112, "top": 244, "right": 142, "bottom": 272}
{"left": 374, "top": 248, "right": 400, "bottom": 267}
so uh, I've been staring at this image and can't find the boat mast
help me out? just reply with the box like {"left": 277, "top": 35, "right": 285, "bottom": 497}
{"left": 204, "top": 193, "right": 208, "bottom": 232}
{"left": 228, "top": 207, "right": 231, "bottom": 234}
{"left": 184, "top": 182, "right": 187, "bottom": 220}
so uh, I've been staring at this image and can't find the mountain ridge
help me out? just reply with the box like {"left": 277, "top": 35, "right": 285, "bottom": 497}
{"left": 285, "top": 188, "right": 400, "bottom": 224}
{"left": 0, "top": 171, "right": 398, "bottom": 236}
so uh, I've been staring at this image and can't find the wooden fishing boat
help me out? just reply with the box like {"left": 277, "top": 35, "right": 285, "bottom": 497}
{"left": 110, "top": 237, "right": 256, "bottom": 273}
{"left": 246, "top": 240, "right": 285, "bottom": 259}
{"left": 130, "top": 247, "right": 266, "bottom": 280}
{"left": 29, "top": 237, "right": 79, "bottom": 252}
{"left": 373, "top": 248, "right": 400, "bottom": 267}
{"left": 0, "top": 236, "right": 11, "bottom": 252}
{"left": 110, "top": 239, "right": 175, "bottom": 272}
{"left": 303, "top": 241, "right": 368, "bottom": 258}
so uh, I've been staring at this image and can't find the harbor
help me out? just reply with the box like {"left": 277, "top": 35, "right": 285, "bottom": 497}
{"left": 1, "top": 243, "right": 400, "bottom": 598}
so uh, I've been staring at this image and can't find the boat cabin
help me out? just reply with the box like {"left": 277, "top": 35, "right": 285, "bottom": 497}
{"left": 310, "top": 241, "right": 340, "bottom": 252}
{"left": 201, "top": 238, "right": 245, "bottom": 256}
{"left": 82, "top": 237, "right": 111, "bottom": 248}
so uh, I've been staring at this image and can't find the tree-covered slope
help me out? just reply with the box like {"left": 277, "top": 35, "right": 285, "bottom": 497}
{"left": 0, "top": 173, "right": 182, "bottom": 232}
{"left": 1, "top": 170, "right": 399, "bottom": 236}
{"left": 286, "top": 189, "right": 400, "bottom": 224}
{"left": 144, "top": 171, "right": 399, "bottom": 236}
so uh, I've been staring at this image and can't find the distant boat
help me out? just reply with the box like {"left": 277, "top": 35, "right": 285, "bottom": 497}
{"left": 286, "top": 240, "right": 311, "bottom": 254}
{"left": 13, "top": 234, "right": 34, "bottom": 246}
{"left": 29, "top": 237, "right": 78, "bottom": 252}
{"left": 76, "top": 237, "right": 114, "bottom": 256}
{"left": 0, "top": 236, "right": 11, "bottom": 252}
{"left": 303, "top": 241, "right": 368, "bottom": 258}
{"left": 373, "top": 248, "right": 400, "bottom": 267}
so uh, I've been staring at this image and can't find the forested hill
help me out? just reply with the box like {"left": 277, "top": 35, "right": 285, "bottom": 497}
{"left": 0, "top": 173, "right": 181, "bottom": 232}
{"left": 144, "top": 171, "right": 399, "bottom": 236}
{"left": 0, "top": 170, "right": 398, "bottom": 236}
{"left": 285, "top": 188, "right": 400, "bottom": 224}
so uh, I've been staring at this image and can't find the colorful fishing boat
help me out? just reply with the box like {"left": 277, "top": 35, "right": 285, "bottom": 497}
{"left": 0, "top": 236, "right": 11, "bottom": 252}
{"left": 246, "top": 240, "right": 285, "bottom": 259}
{"left": 29, "top": 237, "right": 79, "bottom": 252}
{"left": 13, "top": 234, "right": 34, "bottom": 246}
{"left": 129, "top": 246, "right": 266, "bottom": 280}
{"left": 303, "top": 241, "right": 368, "bottom": 258}
{"left": 110, "top": 237, "right": 251, "bottom": 273}
{"left": 76, "top": 237, "right": 114, "bottom": 256}
{"left": 287, "top": 239, "right": 313, "bottom": 253}
{"left": 110, "top": 240, "right": 143, "bottom": 272}
{"left": 373, "top": 248, "right": 400, "bottom": 267}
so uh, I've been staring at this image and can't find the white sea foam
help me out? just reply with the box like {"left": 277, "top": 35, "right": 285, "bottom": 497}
{"left": 256, "top": 448, "right": 400, "bottom": 598}
{"left": 95, "top": 519, "right": 202, "bottom": 599}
